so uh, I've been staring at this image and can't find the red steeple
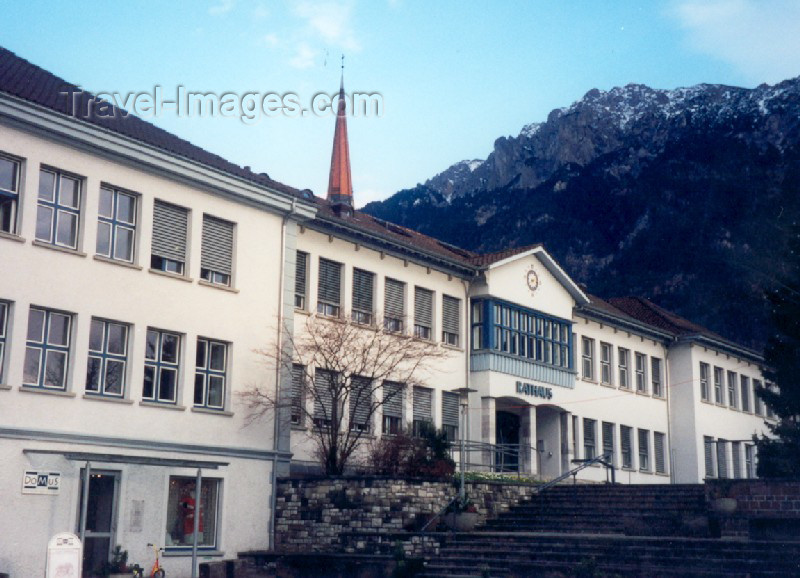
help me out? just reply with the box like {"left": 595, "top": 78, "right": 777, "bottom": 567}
{"left": 327, "top": 57, "right": 353, "bottom": 214}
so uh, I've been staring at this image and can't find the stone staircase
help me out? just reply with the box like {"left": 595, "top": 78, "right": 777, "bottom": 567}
{"left": 420, "top": 484, "right": 800, "bottom": 577}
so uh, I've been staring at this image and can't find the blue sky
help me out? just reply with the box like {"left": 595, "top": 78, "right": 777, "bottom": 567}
{"left": 3, "top": 1, "right": 800, "bottom": 206}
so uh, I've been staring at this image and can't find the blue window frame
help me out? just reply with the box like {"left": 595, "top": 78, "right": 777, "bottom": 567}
{"left": 36, "top": 168, "right": 81, "bottom": 249}
{"left": 23, "top": 307, "right": 72, "bottom": 390}
{"left": 194, "top": 338, "right": 227, "bottom": 409}
{"left": 86, "top": 318, "right": 129, "bottom": 397}
{"left": 143, "top": 329, "right": 180, "bottom": 403}
{"left": 471, "top": 298, "right": 572, "bottom": 369}
{"left": 97, "top": 186, "right": 137, "bottom": 262}
{"left": 0, "top": 301, "right": 8, "bottom": 381}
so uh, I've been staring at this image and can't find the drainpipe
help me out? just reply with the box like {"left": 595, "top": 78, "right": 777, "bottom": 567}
{"left": 665, "top": 337, "right": 677, "bottom": 483}
{"left": 461, "top": 278, "right": 472, "bottom": 474}
{"left": 269, "top": 198, "right": 297, "bottom": 550}
{"left": 79, "top": 461, "right": 91, "bottom": 546}
{"left": 191, "top": 468, "right": 202, "bottom": 578}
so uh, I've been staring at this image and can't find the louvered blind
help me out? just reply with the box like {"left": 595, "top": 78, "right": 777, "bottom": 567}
{"left": 413, "top": 386, "right": 432, "bottom": 422}
{"left": 314, "top": 369, "right": 336, "bottom": 420}
{"left": 414, "top": 287, "right": 433, "bottom": 327}
{"left": 442, "top": 295, "right": 460, "bottom": 335}
{"left": 602, "top": 422, "right": 614, "bottom": 459}
{"left": 621, "top": 426, "right": 632, "bottom": 468}
{"left": 384, "top": 278, "right": 405, "bottom": 318}
{"left": 152, "top": 200, "right": 188, "bottom": 262}
{"left": 441, "top": 391, "right": 460, "bottom": 427}
{"left": 349, "top": 376, "right": 372, "bottom": 428}
{"left": 655, "top": 432, "right": 666, "bottom": 474}
{"left": 295, "top": 251, "right": 307, "bottom": 297}
{"left": 352, "top": 269, "right": 374, "bottom": 313}
{"left": 716, "top": 439, "right": 728, "bottom": 478}
{"left": 704, "top": 437, "right": 715, "bottom": 478}
{"left": 318, "top": 258, "right": 342, "bottom": 305}
{"left": 382, "top": 381, "right": 403, "bottom": 418}
{"left": 201, "top": 214, "right": 233, "bottom": 275}
{"left": 291, "top": 364, "right": 304, "bottom": 424}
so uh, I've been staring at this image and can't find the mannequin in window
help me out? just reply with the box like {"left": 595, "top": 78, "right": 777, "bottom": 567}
{"left": 181, "top": 488, "right": 204, "bottom": 544}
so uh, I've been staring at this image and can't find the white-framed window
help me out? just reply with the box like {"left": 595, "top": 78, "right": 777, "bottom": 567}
{"left": 351, "top": 268, "right": 374, "bottom": 325}
{"left": 621, "top": 425, "right": 633, "bottom": 469}
{"left": 765, "top": 384, "right": 776, "bottom": 419}
{"left": 583, "top": 418, "right": 596, "bottom": 459}
{"left": 165, "top": 476, "right": 219, "bottom": 548}
{"left": 618, "top": 347, "right": 630, "bottom": 389}
{"left": 36, "top": 167, "right": 82, "bottom": 249}
{"left": 313, "top": 369, "right": 336, "bottom": 428}
{"left": 317, "top": 258, "right": 342, "bottom": 317}
{"left": 581, "top": 337, "right": 594, "bottom": 381}
{"left": 382, "top": 381, "right": 404, "bottom": 435}
{"left": 151, "top": 199, "right": 188, "bottom": 274}
{"left": 23, "top": 307, "right": 72, "bottom": 390}
{"left": 384, "top": 278, "right": 405, "bottom": 332}
{"left": 143, "top": 328, "right": 180, "bottom": 403}
{"left": 86, "top": 318, "right": 128, "bottom": 397}
{"left": 97, "top": 185, "right": 137, "bottom": 263}
{"left": 200, "top": 215, "right": 234, "bottom": 286}
{"left": 753, "top": 379, "right": 764, "bottom": 415}
{"left": 600, "top": 342, "right": 612, "bottom": 385}
{"left": 638, "top": 428, "right": 650, "bottom": 471}
{"left": 740, "top": 375, "right": 751, "bottom": 412}
{"left": 294, "top": 251, "right": 308, "bottom": 310}
{"left": 654, "top": 431, "right": 667, "bottom": 474}
{"left": 290, "top": 364, "right": 305, "bottom": 426}
{"left": 413, "top": 286, "right": 433, "bottom": 340}
{"left": 194, "top": 338, "right": 227, "bottom": 409}
{"left": 713, "top": 366, "right": 724, "bottom": 404}
{"left": 412, "top": 386, "right": 433, "bottom": 436}
{"left": 699, "top": 362, "right": 710, "bottom": 401}
{"left": 717, "top": 439, "right": 729, "bottom": 478}
{"left": 731, "top": 441, "right": 742, "bottom": 479}
{"left": 441, "top": 391, "right": 460, "bottom": 442}
{"left": 635, "top": 352, "right": 647, "bottom": 393}
{"left": 704, "top": 436, "right": 716, "bottom": 478}
{"left": 745, "top": 444, "right": 756, "bottom": 478}
{"left": 0, "top": 301, "right": 8, "bottom": 382}
{"left": 0, "top": 152, "right": 21, "bottom": 234}
{"left": 727, "top": 370, "right": 738, "bottom": 409}
{"left": 602, "top": 421, "right": 615, "bottom": 465}
{"left": 441, "top": 295, "right": 461, "bottom": 347}
{"left": 349, "top": 375, "right": 372, "bottom": 432}
{"left": 651, "top": 357, "right": 663, "bottom": 397}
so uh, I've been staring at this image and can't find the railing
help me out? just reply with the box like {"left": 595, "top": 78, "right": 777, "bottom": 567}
{"left": 535, "top": 451, "right": 616, "bottom": 493}
{"left": 449, "top": 440, "right": 532, "bottom": 477}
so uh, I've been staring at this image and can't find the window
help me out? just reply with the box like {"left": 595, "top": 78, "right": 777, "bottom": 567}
{"left": 151, "top": 200, "right": 188, "bottom": 274}
{"left": 36, "top": 168, "right": 81, "bottom": 249}
{"left": 351, "top": 268, "right": 374, "bottom": 324}
{"left": 290, "top": 364, "right": 304, "bottom": 426}
{"left": 651, "top": 357, "right": 663, "bottom": 397}
{"left": 745, "top": 445, "right": 755, "bottom": 479}
{"left": 313, "top": 369, "right": 336, "bottom": 428}
{"left": 0, "top": 301, "right": 7, "bottom": 382}
{"left": 699, "top": 362, "right": 710, "bottom": 401}
{"left": 704, "top": 437, "right": 716, "bottom": 478}
{"left": 654, "top": 432, "right": 667, "bottom": 474}
{"left": 442, "top": 295, "right": 461, "bottom": 347}
{"left": 317, "top": 258, "right": 342, "bottom": 317}
{"left": 23, "top": 307, "right": 72, "bottom": 389}
{"left": 717, "top": 439, "right": 728, "bottom": 478}
{"left": 731, "top": 441, "right": 742, "bottom": 479}
{"left": 471, "top": 301, "right": 483, "bottom": 351}
{"left": 166, "top": 477, "right": 219, "bottom": 548}
{"left": 200, "top": 215, "right": 234, "bottom": 286}
{"left": 413, "top": 287, "right": 433, "bottom": 339}
{"left": 384, "top": 278, "right": 405, "bottom": 332}
{"left": 294, "top": 251, "right": 308, "bottom": 309}
{"left": 412, "top": 386, "right": 433, "bottom": 436}
{"left": 638, "top": 428, "right": 650, "bottom": 471}
{"left": 621, "top": 425, "right": 633, "bottom": 469}
{"left": 727, "top": 371, "right": 738, "bottom": 409}
{"left": 86, "top": 318, "right": 128, "bottom": 397}
{"left": 602, "top": 421, "right": 615, "bottom": 465}
{"left": 194, "top": 338, "right": 227, "bottom": 409}
{"left": 349, "top": 376, "right": 372, "bottom": 432}
{"left": 618, "top": 348, "right": 630, "bottom": 389}
{"left": 581, "top": 337, "right": 594, "bottom": 380}
{"left": 583, "top": 418, "right": 596, "bottom": 459}
{"left": 600, "top": 342, "right": 612, "bottom": 385}
{"left": 441, "top": 391, "right": 460, "bottom": 441}
{"left": 753, "top": 379, "right": 764, "bottom": 415}
{"left": 635, "top": 352, "right": 647, "bottom": 393}
{"left": 0, "top": 153, "right": 20, "bottom": 234}
{"left": 713, "top": 366, "right": 724, "bottom": 404}
{"left": 97, "top": 186, "right": 136, "bottom": 262}
{"left": 382, "top": 381, "right": 404, "bottom": 434}
{"left": 741, "top": 375, "right": 751, "bottom": 412}
{"left": 143, "top": 329, "right": 180, "bottom": 403}
{"left": 766, "top": 385, "right": 776, "bottom": 419}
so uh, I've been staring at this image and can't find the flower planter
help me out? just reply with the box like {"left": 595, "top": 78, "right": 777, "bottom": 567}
{"left": 443, "top": 511, "right": 480, "bottom": 531}
{"left": 711, "top": 497, "right": 738, "bottom": 515}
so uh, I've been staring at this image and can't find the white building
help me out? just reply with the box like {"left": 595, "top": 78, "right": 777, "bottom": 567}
{"left": 0, "top": 47, "right": 775, "bottom": 576}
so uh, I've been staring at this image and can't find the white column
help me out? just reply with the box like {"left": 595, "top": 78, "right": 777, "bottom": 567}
{"left": 481, "top": 396, "right": 496, "bottom": 471}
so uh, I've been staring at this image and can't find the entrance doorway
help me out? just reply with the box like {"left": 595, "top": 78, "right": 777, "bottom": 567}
{"left": 79, "top": 470, "right": 120, "bottom": 577}
{"left": 495, "top": 411, "right": 520, "bottom": 471}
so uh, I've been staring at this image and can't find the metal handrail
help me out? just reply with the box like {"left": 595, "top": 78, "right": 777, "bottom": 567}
{"left": 535, "top": 451, "right": 616, "bottom": 493}
{"left": 420, "top": 495, "right": 460, "bottom": 533}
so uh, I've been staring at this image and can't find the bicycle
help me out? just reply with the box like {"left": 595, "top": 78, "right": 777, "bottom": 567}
{"left": 131, "top": 543, "right": 165, "bottom": 578}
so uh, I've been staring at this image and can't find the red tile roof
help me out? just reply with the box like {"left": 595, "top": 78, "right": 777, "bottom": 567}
{"left": 467, "top": 244, "right": 543, "bottom": 267}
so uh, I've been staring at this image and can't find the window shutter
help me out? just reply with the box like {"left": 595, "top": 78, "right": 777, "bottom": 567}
{"left": 717, "top": 439, "right": 728, "bottom": 478}
{"left": 295, "top": 252, "right": 307, "bottom": 297}
{"left": 318, "top": 258, "right": 342, "bottom": 305}
{"left": 704, "top": 437, "right": 715, "bottom": 477}
{"left": 382, "top": 381, "right": 403, "bottom": 418}
{"left": 414, "top": 287, "right": 433, "bottom": 327}
{"left": 385, "top": 279, "right": 404, "bottom": 319}
{"left": 352, "top": 269, "right": 374, "bottom": 313}
{"left": 291, "top": 364, "right": 304, "bottom": 423}
{"left": 313, "top": 369, "right": 336, "bottom": 420}
{"left": 442, "top": 295, "right": 460, "bottom": 335}
{"left": 602, "top": 422, "right": 614, "bottom": 457}
{"left": 621, "top": 426, "right": 632, "bottom": 467}
{"left": 349, "top": 376, "right": 372, "bottom": 427}
{"left": 152, "top": 200, "right": 188, "bottom": 262}
{"left": 441, "top": 391, "right": 460, "bottom": 428}
{"left": 413, "top": 386, "right": 433, "bottom": 423}
{"left": 201, "top": 215, "right": 233, "bottom": 275}
{"left": 654, "top": 432, "right": 666, "bottom": 473}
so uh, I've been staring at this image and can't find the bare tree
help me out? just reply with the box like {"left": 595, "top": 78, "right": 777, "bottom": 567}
{"left": 241, "top": 315, "right": 451, "bottom": 475}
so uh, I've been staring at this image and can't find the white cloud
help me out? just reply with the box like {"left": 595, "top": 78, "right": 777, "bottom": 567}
{"left": 290, "top": 42, "right": 317, "bottom": 69}
{"left": 292, "top": 0, "right": 361, "bottom": 52}
{"left": 208, "top": 0, "right": 235, "bottom": 16}
{"left": 671, "top": 0, "right": 800, "bottom": 84}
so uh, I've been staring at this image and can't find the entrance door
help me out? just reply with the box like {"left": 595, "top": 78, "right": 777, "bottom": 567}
{"left": 495, "top": 411, "right": 520, "bottom": 472}
{"left": 79, "top": 470, "right": 120, "bottom": 577}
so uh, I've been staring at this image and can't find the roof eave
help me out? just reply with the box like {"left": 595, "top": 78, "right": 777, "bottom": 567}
{"left": 677, "top": 333, "right": 764, "bottom": 364}
{"left": 576, "top": 304, "right": 675, "bottom": 343}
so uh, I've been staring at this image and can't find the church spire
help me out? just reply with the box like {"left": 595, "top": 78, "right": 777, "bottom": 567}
{"left": 327, "top": 55, "right": 353, "bottom": 216}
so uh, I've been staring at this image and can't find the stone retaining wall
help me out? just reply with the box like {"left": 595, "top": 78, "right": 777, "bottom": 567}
{"left": 705, "top": 479, "right": 800, "bottom": 539}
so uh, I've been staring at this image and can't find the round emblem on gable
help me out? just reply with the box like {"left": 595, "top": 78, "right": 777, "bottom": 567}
{"left": 525, "top": 267, "right": 540, "bottom": 294}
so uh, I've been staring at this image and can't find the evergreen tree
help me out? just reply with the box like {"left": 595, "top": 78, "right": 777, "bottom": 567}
{"left": 756, "top": 223, "right": 800, "bottom": 478}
